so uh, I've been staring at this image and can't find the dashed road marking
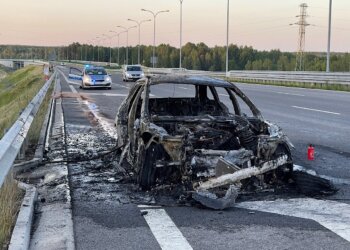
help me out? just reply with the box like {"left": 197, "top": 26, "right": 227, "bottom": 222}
{"left": 236, "top": 198, "right": 350, "bottom": 243}
{"left": 274, "top": 91, "right": 305, "bottom": 97}
{"left": 179, "top": 87, "right": 189, "bottom": 90}
{"left": 292, "top": 106, "right": 341, "bottom": 115}
{"left": 139, "top": 206, "right": 193, "bottom": 250}
{"left": 219, "top": 93, "right": 230, "bottom": 97}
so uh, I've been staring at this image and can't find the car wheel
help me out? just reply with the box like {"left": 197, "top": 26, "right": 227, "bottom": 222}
{"left": 139, "top": 143, "right": 161, "bottom": 189}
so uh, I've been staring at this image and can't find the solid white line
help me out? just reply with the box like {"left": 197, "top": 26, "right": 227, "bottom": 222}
{"left": 274, "top": 91, "right": 305, "bottom": 97}
{"left": 292, "top": 106, "right": 341, "bottom": 115}
{"left": 138, "top": 205, "right": 162, "bottom": 208}
{"left": 140, "top": 208, "right": 193, "bottom": 250}
{"left": 86, "top": 93, "right": 127, "bottom": 97}
{"left": 236, "top": 198, "right": 350, "bottom": 243}
{"left": 69, "top": 85, "right": 78, "bottom": 94}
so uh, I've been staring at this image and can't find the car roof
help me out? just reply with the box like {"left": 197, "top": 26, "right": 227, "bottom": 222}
{"left": 138, "top": 75, "right": 234, "bottom": 88}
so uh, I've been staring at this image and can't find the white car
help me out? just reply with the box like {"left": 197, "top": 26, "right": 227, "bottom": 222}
{"left": 122, "top": 65, "right": 144, "bottom": 82}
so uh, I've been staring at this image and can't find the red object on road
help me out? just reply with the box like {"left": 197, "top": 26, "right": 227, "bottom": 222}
{"left": 308, "top": 144, "right": 315, "bottom": 161}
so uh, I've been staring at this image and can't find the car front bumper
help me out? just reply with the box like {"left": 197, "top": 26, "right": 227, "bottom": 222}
{"left": 83, "top": 81, "right": 111, "bottom": 88}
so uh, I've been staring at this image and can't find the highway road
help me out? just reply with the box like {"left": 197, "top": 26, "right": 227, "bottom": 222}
{"left": 56, "top": 66, "right": 350, "bottom": 250}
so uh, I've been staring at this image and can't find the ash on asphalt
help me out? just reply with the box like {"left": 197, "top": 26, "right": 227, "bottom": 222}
{"left": 65, "top": 124, "right": 156, "bottom": 205}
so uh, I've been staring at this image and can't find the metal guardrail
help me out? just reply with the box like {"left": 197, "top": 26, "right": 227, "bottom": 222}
{"left": 228, "top": 71, "right": 350, "bottom": 85}
{"left": 145, "top": 68, "right": 350, "bottom": 85}
{"left": 0, "top": 72, "right": 56, "bottom": 188}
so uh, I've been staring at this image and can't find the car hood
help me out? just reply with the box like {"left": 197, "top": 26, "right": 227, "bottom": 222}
{"left": 125, "top": 71, "right": 143, "bottom": 75}
{"left": 87, "top": 75, "right": 107, "bottom": 81}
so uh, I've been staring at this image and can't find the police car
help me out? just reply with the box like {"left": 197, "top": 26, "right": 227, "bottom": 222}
{"left": 79, "top": 65, "right": 112, "bottom": 89}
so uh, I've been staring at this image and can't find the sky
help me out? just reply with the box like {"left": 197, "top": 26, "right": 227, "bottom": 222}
{"left": 0, "top": 0, "right": 349, "bottom": 52}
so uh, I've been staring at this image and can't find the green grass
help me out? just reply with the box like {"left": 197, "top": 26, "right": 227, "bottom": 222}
{"left": 0, "top": 66, "right": 45, "bottom": 138}
{"left": 0, "top": 175, "right": 23, "bottom": 249}
{"left": 25, "top": 84, "right": 53, "bottom": 157}
{"left": 226, "top": 77, "right": 350, "bottom": 92}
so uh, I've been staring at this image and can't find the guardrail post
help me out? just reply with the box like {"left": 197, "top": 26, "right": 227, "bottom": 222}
{"left": 17, "top": 137, "right": 28, "bottom": 160}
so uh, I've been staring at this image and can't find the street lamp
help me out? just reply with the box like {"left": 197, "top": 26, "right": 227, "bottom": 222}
{"left": 326, "top": 0, "right": 332, "bottom": 73}
{"left": 117, "top": 25, "right": 137, "bottom": 65}
{"left": 179, "top": 0, "right": 184, "bottom": 69}
{"left": 141, "top": 8, "right": 170, "bottom": 68}
{"left": 102, "top": 34, "right": 113, "bottom": 64}
{"left": 110, "top": 30, "right": 127, "bottom": 66}
{"left": 226, "top": 0, "right": 230, "bottom": 77}
{"left": 128, "top": 18, "right": 151, "bottom": 65}
{"left": 95, "top": 36, "right": 100, "bottom": 62}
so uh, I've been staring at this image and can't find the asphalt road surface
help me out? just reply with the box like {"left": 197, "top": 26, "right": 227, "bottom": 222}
{"left": 56, "top": 66, "right": 350, "bottom": 250}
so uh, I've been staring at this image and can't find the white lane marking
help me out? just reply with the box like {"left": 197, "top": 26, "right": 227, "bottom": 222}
{"left": 85, "top": 93, "right": 127, "bottom": 97}
{"left": 273, "top": 91, "right": 305, "bottom": 97}
{"left": 179, "top": 87, "right": 189, "bottom": 90}
{"left": 140, "top": 208, "right": 193, "bottom": 250}
{"left": 69, "top": 85, "right": 78, "bottom": 93}
{"left": 236, "top": 198, "right": 350, "bottom": 243}
{"left": 138, "top": 205, "right": 162, "bottom": 208}
{"left": 292, "top": 106, "right": 341, "bottom": 115}
{"left": 219, "top": 93, "right": 230, "bottom": 97}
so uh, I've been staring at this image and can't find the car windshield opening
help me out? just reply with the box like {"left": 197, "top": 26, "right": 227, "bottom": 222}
{"left": 127, "top": 66, "right": 142, "bottom": 71}
{"left": 86, "top": 68, "right": 107, "bottom": 75}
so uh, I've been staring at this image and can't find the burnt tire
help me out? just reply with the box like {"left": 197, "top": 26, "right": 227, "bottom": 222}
{"left": 293, "top": 171, "right": 338, "bottom": 196}
{"left": 139, "top": 144, "right": 161, "bottom": 190}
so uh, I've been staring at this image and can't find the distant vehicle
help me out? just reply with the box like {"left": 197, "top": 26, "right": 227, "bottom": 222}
{"left": 69, "top": 65, "right": 112, "bottom": 89}
{"left": 122, "top": 65, "right": 144, "bottom": 82}
{"left": 60, "top": 62, "right": 66, "bottom": 66}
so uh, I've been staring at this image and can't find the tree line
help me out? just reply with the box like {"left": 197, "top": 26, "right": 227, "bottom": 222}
{"left": 1, "top": 43, "right": 349, "bottom": 72}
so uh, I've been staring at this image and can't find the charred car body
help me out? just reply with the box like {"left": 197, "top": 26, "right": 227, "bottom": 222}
{"left": 115, "top": 75, "right": 308, "bottom": 208}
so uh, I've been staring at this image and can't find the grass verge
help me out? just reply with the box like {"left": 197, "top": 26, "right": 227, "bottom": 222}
{"left": 226, "top": 77, "right": 350, "bottom": 92}
{"left": 25, "top": 83, "right": 54, "bottom": 158}
{"left": 0, "top": 175, "right": 23, "bottom": 249}
{"left": 0, "top": 65, "right": 45, "bottom": 138}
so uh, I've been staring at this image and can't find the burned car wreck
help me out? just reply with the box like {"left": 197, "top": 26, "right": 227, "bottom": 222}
{"left": 115, "top": 75, "right": 334, "bottom": 209}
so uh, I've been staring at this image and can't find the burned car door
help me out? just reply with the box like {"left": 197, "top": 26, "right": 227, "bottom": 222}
{"left": 115, "top": 84, "right": 143, "bottom": 148}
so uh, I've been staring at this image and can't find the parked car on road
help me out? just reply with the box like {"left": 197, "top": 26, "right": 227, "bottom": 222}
{"left": 122, "top": 65, "right": 144, "bottom": 82}
{"left": 69, "top": 65, "right": 112, "bottom": 89}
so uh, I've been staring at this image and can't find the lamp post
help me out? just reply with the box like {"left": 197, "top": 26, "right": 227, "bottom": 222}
{"left": 326, "top": 0, "right": 332, "bottom": 73}
{"left": 103, "top": 34, "right": 113, "bottom": 64}
{"left": 141, "top": 8, "right": 170, "bottom": 68}
{"left": 226, "top": 0, "right": 230, "bottom": 77}
{"left": 117, "top": 25, "right": 137, "bottom": 65}
{"left": 179, "top": 0, "right": 184, "bottom": 69}
{"left": 95, "top": 36, "right": 100, "bottom": 62}
{"left": 110, "top": 30, "right": 127, "bottom": 66}
{"left": 127, "top": 18, "right": 151, "bottom": 65}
